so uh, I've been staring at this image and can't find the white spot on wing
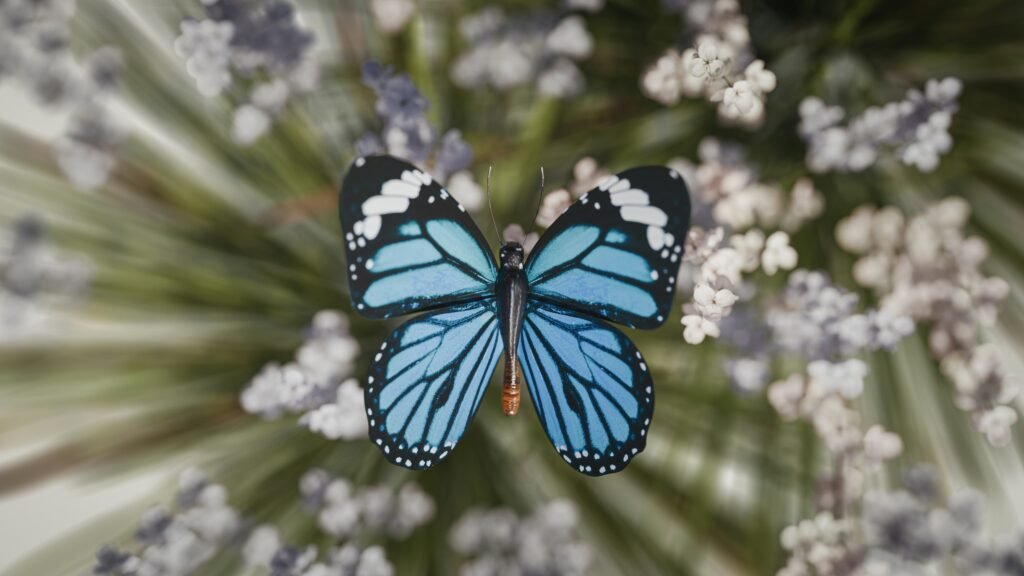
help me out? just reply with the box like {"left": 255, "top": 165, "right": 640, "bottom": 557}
{"left": 363, "top": 196, "right": 410, "bottom": 217}
{"left": 355, "top": 157, "right": 366, "bottom": 167}
{"left": 362, "top": 216, "right": 382, "bottom": 240}
{"left": 381, "top": 179, "right": 420, "bottom": 198}
{"left": 647, "top": 226, "right": 665, "bottom": 250}
{"left": 609, "top": 178, "right": 630, "bottom": 194}
{"left": 610, "top": 189, "right": 649, "bottom": 206}
{"left": 622, "top": 205, "right": 668, "bottom": 227}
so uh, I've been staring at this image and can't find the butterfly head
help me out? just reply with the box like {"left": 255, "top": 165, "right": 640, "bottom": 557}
{"left": 499, "top": 242, "right": 525, "bottom": 270}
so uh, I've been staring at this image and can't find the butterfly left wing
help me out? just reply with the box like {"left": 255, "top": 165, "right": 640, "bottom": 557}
{"left": 340, "top": 155, "right": 497, "bottom": 319}
{"left": 526, "top": 166, "right": 691, "bottom": 329}
{"left": 365, "top": 299, "right": 502, "bottom": 469}
{"left": 518, "top": 300, "right": 654, "bottom": 476}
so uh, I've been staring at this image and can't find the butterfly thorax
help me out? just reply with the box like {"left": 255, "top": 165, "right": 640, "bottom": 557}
{"left": 496, "top": 243, "right": 528, "bottom": 416}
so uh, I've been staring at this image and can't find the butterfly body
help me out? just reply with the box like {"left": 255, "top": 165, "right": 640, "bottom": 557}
{"left": 340, "top": 155, "right": 690, "bottom": 475}
{"left": 496, "top": 242, "right": 528, "bottom": 416}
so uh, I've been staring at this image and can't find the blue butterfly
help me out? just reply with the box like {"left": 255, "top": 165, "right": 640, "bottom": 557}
{"left": 339, "top": 155, "right": 691, "bottom": 476}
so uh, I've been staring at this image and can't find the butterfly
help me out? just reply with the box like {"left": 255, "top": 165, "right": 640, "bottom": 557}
{"left": 339, "top": 155, "right": 691, "bottom": 476}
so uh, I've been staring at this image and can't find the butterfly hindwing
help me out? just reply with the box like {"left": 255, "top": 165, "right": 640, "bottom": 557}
{"left": 365, "top": 299, "right": 502, "bottom": 469}
{"left": 518, "top": 300, "right": 654, "bottom": 476}
{"left": 526, "top": 166, "right": 691, "bottom": 329}
{"left": 340, "top": 155, "right": 497, "bottom": 319}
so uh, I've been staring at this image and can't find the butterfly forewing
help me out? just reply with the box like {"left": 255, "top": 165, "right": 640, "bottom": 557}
{"left": 525, "top": 166, "right": 691, "bottom": 329}
{"left": 340, "top": 155, "right": 497, "bottom": 319}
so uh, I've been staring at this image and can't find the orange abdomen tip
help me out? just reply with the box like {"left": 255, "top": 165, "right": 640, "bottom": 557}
{"left": 502, "top": 358, "right": 521, "bottom": 416}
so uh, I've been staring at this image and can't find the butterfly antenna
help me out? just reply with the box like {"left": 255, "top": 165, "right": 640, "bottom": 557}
{"left": 486, "top": 165, "right": 503, "bottom": 246}
{"left": 530, "top": 166, "right": 546, "bottom": 227}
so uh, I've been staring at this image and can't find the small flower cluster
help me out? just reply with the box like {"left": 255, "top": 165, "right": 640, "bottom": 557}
{"left": 672, "top": 139, "right": 823, "bottom": 345}
{"left": 759, "top": 271, "right": 912, "bottom": 509}
{"left": 776, "top": 512, "right": 861, "bottom": 576}
{"left": 94, "top": 468, "right": 243, "bottom": 576}
{"left": 298, "top": 468, "right": 436, "bottom": 541}
{"left": 451, "top": 3, "right": 601, "bottom": 100}
{"left": 780, "top": 465, "right": 1024, "bottom": 576}
{"left": 642, "top": 0, "right": 776, "bottom": 127}
{"left": 449, "top": 499, "right": 592, "bottom": 576}
{"left": 173, "top": 0, "right": 319, "bottom": 145}
{"left": 93, "top": 467, "right": 433, "bottom": 576}
{"left": 836, "top": 199, "right": 1017, "bottom": 445}
{"left": 240, "top": 310, "right": 366, "bottom": 440}
{"left": 244, "top": 470, "right": 434, "bottom": 576}
{"left": 0, "top": 214, "right": 93, "bottom": 331}
{"left": 769, "top": 362, "right": 904, "bottom": 506}
{"left": 765, "top": 270, "right": 915, "bottom": 362}
{"left": 862, "top": 467, "right": 1024, "bottom": 575}
{"left": 799, "top": 77, "right": 962, "bottom": 173}
{"left": 716, "top": 261, "right": 909, "bottom": 393}
{"left": 357, "top": 61, "right": 484, "bottom": 212}
{"left": 0, "top": 0, "right": 126, "bottom": 189}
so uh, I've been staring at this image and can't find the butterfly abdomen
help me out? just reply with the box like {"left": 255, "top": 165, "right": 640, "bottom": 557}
{"left": 502, "top": 358, "right": 521, "bottom": 416}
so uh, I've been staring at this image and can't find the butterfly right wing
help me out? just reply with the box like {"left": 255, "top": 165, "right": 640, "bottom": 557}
{"left": 517, "top": 300, "right": 654, "bottom": 476}
{"left": 365, "top": 299, "right": 502, "bottom": 469}
{"left": 525, "top": 166, "right": 691, "bottom": 329}
{"left": 340, "top": 155, "right": 497, "bottom": 319}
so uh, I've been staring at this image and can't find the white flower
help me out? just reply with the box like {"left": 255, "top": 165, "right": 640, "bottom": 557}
{"left": 782, "top": 178, "right": 824, "bottom": 231}
{"left": 731, "top": 229, "right": 765, "bottom": 272}
{"left": 536, "top": 189, "right": 572, "bottom": 228}
{"left": 808, "top": 359, "right": 867, "bottom": 400}
{"left": 702, "top": 247, "right": 744, "bottom": 286}
{"left": 761, "top": 231, "right": 797, "bottom": 275}
{"left": 852, "top": 252, "right": 892, "bottom": 291}
{"left": 318, "top": 480, "right": 362, "bottom": 537}
{"left": 692, "top": 282, "right": 738, "bottom": 318}
{"left": 174, "top": 19, "right": 235, "bottom": 97}
{"left": 688, "top": 40, "right": 728, "bottom": 79}
{"left": 301, "top": 379, "right": 369, "bottom": 440}
{"left": 863, "top": 425, "right": 903, "bottom": 462}
{"left": 975, "top": 406, "right": 1018, "bottom": 446}
{"left": 642, "top": 49, "right": 700, "bottom": 105}
{"left": 799, "top": 96, "right": 844, "bottom": 136}
{"left": 682, "top": 313, "right": 719, "bottom": 344}
{"left": 54, "top": 137, "right": 117, "bottom": 191}
{"left": 743, "top": 59, "right": 776, "bottom": 94}
{"left": 722, "top": 80, "right": 755, "bottom": 114}
{"left": 242, "top": 525, "right": 281, "bottom": 568}
{"left": 545, "top": 16, "right": 592, "bottom": 59}
{"left": 370, "top": 0, "right": 417, "bottom": 35}
{"left": 835, "top": 206, "right": 876, "bottom": 254}
{"left": 251, "top": 79, "right": 290, "bottom": 113}
{"left": 537, "top": 58, "right": 584, "bottom": 98}
{"left": 232, "top": 104, "right": 271, "bottom": 145}
{"left": 768, "top": 374, "right": 806, "bottom": 421}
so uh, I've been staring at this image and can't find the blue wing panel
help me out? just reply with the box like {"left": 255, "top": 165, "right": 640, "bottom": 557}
{"left": 525, "top": 167, "right": 691, "bottom": 329}
{"left": 365, "top": 299, "right": 502, "bottom": 469}
{"left": 340, "top": 155, "right": 498, "bottom": 319}
{"left": 518, "top": 301, "right": 654, "bottom": 476}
